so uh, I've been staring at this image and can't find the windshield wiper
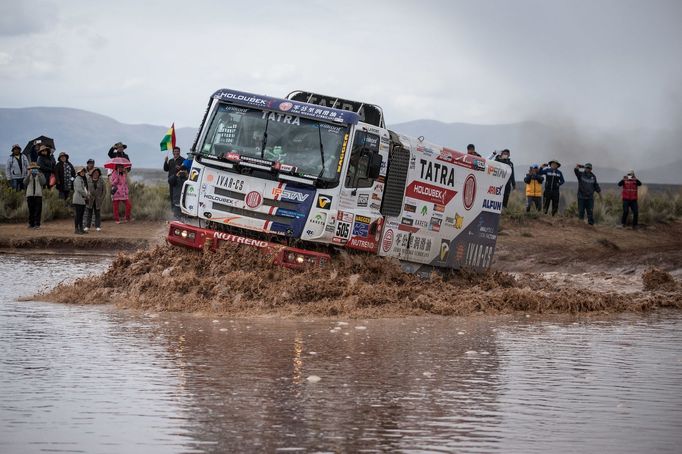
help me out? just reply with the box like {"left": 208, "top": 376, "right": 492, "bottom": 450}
{"left": 261, "top": 116, "right": 269, "bottom": 160}
{"left": 317, "top": 124, "right": 325, "bottom": 179}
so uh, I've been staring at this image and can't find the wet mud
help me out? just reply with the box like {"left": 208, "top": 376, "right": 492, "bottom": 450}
{"left": 39, "top": 243, "right": 682, "bottom": 318}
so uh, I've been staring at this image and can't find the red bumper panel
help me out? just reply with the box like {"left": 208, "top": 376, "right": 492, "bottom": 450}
{"left": 166, "top": 221, "right": 329, "bottom": 269}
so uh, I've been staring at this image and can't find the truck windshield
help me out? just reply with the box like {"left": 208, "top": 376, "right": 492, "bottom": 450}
{"left": 199, "top": 103, "right": 349, "bottom": 184}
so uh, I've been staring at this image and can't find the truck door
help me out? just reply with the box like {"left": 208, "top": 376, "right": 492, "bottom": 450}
{"left": 334, "top": 126, "right": 389, "bottom": 252}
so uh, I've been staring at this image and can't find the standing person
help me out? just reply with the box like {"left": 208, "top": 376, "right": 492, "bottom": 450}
{"left": 618, "top": 170, "right": 642, "bottom": 229}
{"left": 524, "top": 164, "right": 544, "bottom": 212}
{"left": 84, "top": 168, "right": 105, "bottom": 232}
{"left": 169, "top": 164, "right": 189, "bottom": 219}
{"left": 110, "top": 164, "right": 131, "bottom": 223}
{"left": 108, "top": 142, "right": 130, "bottom": 161}
{"left": 72, "top": 167, "right": 89, "bottom": 234}
{"left": 54, "top": 152, "right": 76, "bottom": 200}
{"left": 24, "top": 162, "right": 46, "bottom": 228}
{"left": 163, "top": 146, "right": 185, "bottom": 210}
{"left": 574, "top": 163, "right": 601, "bottom": 225}
{"left": 494, "top": 149, "right": 515, "bottom": 208}
{"left": 540, "top": 160, "right": 565, "bottom": 216}
{"left": 6, "top": 144, "right": 29, "bottom": 190}
{"left": 36, "top": 145, "right": 55, "bottom": 188}
{"left": 466, "top": 144, "right": 481, "bottom": 157}
{"left": 85, "top": 158, "right": 95, "bottom": 174}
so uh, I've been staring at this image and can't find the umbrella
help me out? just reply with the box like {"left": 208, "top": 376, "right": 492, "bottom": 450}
{"left": 104, "top": 157, "right": 132, "bottom": 170}
{"left": 22, "top": 136, "right": 55, "bottom": 162}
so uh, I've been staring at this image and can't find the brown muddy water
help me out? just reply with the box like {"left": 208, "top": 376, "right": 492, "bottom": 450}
{"left": 1, "top": 254, "right": 682, "bottom": 453}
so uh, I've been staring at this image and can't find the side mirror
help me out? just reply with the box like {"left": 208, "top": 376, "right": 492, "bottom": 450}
{"left": 367, "top": 152, "right": 382, "bottom": 179}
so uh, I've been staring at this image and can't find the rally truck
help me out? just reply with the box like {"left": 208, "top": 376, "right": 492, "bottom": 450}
{"left": 167, "top": 88, "right": 511, "bottom": 272}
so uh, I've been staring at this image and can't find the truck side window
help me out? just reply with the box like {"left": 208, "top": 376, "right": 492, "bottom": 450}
{"left": 345, "top": 131, "right": 379, "bottom": 189}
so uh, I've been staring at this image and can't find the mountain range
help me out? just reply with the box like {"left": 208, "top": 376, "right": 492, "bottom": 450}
{"left": 1, "top": 107, "right": 679, "bottom": 184}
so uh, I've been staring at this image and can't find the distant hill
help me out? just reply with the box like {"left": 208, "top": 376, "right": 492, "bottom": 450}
{"left": 0, "top": 107, "right": 679, "bottom": 183}
{"left": 0, "top": 107, "right": 197, "bottom": 169}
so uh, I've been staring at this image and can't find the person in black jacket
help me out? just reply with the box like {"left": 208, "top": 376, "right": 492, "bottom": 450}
{"left": 54, "top": 152, "right": 76, "bottom": 200}
{"left": 494, "top": 149, "right": 515, "bottom": 208}
{"left": 36, "top": 145, "right": 55, "bottom": 188}
{"left": 540, "top": 160, "right": 565, "bottom": 216}
{"left": 574, "top": 163, "right": 601, "bottom": 225}
{"left": 169, "top": 164, "right": 189, "bottom": 219}
{"left": 108, "top": 142, "right": 130, "bottom": 162}
{"left": 163, "top": 146, "right": 185, "bottom": 210}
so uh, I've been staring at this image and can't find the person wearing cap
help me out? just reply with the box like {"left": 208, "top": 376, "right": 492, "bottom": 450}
{"left": 108, "top": 142, "right": 131, "bottom": 162}
{"left": 164, "top": 146, "right": 185, "bottom": 211}
{"left": 494, "top": 149, "right": 515, "bottom": 208}
{"left": 466, "top": 144, "right": 481, "bottom": 157}
{"left": 574, "top": 163, "right": 601, "bottom": 225}
{"left": 169, "top": 163, "right": 189, "bottom": 219}
{"left": 110, "top": 164, "right": 131, "bottom": 223}
{"left": 72, "top": 166, "right": 90, "bottom": 234}
{"left": 6, "top": 144, "right": 29, "bottom": 190}
{"left": 36, "top": 145, "right": 56, "bottom": 188}
{"left": 524, "top": 164, "right": 544, "bottom": 212}
{"left": 55, "top": 151, "right": 76, "bottom": 200}
{"left": 23, "top": 162, "right": 46, "bottom": 228}
{"left": 618, "top": 170, "right": 642, "bottom": 229}
{"left": 540, "top": 160, "right": 565, "bottom": 216}
{"left": 85, "top": 168, "right": 105, "bottom": 232}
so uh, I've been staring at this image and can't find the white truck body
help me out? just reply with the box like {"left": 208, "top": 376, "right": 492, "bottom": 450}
{"left": 180, "top": 88, "right": 510, "bottom": 272}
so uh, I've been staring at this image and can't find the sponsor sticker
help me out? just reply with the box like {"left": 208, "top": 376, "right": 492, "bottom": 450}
{"left": 317, "top": 195, "right": 333, "bottom": 210}
{"left": 405, "top": 181, "right": 457, "bottom": 206}
{"left": 482, "top": 199, "right": 502, "bottom": 212}
{"left": 382, "top": 229, "right": 394, "bottom": 252}
{"left": 279, "top": 101, "right": 293, "bottom": 111}
{"left": 245, "top": 191, "right": 262, "bottom": 209}
{"left": 463, "top": 174, "right": 476, "bottom": 210}
{"left": 189, "top": 168, "right": 200, "bottom": 182}
{"left": 439, "top": 239, "right": 450, "bottom": 262}
{"left": 357, "top": 194, "right": 369, "bottom": 207}
{"left": 404, "top": 203, "right": 416, "bottom": 213}
{"left": 429, "top": 217, "right": 442, "bottom": 232}
{"left": 487, "top": 185, "right": 503, "bottom": 196}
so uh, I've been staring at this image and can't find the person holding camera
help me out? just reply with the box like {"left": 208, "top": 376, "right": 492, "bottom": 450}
{"left": 574, "top": 163, "right": 601, "bottom": 225}
{"left": 24, "top": 162, "right": 46, "bottom": 228}
{"left": 524, "top": 164, "right": 544, "bottom": 212}
{"left": 618, "top": 170, "right": 642, "bottom": 229}
{"left": 492, "top": 149, "right": 515, "bottom": 208}
{"left": 169, "top": 164, "right": 189, "bottom": 219}
{"left": 164, "top": 146, "right": 185, "bottom": 210}
{"left": 540, "top": 160, "right": 564, "bottom": 216}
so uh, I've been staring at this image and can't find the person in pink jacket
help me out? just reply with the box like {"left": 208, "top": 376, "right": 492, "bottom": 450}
{"left": 110, "top": 164, "right": 131, "bottom": 223}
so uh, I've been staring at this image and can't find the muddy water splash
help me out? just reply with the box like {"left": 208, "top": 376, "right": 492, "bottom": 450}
{"left": 41, "top": 244, "right": 682, "bottom": 317}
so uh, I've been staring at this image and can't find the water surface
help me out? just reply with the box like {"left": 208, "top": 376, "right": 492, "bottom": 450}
{"left": 1, "top": 254, "right": 681, "bottom": 453}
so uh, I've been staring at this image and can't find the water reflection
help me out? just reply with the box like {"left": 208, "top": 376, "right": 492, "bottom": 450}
{"left": 0, "top": 255, "right": 681, "bottom": 453}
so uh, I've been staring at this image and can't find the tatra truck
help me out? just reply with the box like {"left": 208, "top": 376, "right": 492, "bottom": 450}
{"left": 167, "top": 88, "right": 511, "bottom": 273}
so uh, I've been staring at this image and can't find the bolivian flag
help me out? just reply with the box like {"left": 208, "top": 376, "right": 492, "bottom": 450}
{"left": 160, "top": 123, "right": 176, "bottom": 152}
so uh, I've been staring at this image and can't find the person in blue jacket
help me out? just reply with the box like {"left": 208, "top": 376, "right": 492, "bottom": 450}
{"left": 540, "top": 160, "right": 565, "bottom": 216}
{"left": 574, "top": 163, "right": 601, "bottom": 225}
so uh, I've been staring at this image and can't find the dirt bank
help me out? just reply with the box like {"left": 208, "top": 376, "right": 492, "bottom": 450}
{"left": 0, "top": 220, "right": 165, "bottom": 253}
{"left": 40, "top": 238, "right": 682, "bottom": 318}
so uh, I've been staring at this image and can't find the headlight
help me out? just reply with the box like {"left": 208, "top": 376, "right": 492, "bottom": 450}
{"left": 173, "top": 228, "right": 181, "bottom": 236}
{"left": 295, "top": 255, "right": 305, "bottom": 264}
{"left": 181, "top": 230, "right": 188, "bottom": 238}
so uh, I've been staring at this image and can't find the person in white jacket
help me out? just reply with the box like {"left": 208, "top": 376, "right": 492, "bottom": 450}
{"left": 6, "top": 145, "right": 29, "bottom": 190}
{"left": 24, "top": 162, "right": 46, "bottom": 228}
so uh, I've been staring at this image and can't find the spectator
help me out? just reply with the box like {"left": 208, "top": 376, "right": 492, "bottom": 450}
{"left": 6, "top": 144, "right": 29, "bottom": 190}
{"left": 466, "top": 143, "right": 481, "bottom": 157}
{"left": 163, "top": 146, "right": 185, "bottom": 210}
{"left": 524, "top": 164, "right": 544, "bottom": 212}
{"left": 72, "top": 166, "right": 89, "bottom": 234}
{"left": 84, "top": 168, "right": 105, "bottom": 232}
{"left": 108, "top": 142, "right": 130, "bottom": 161}
{"left": 618, "top": 170, "right": 642, "bottom": 229}
{"left": 110, "top": 164, "right": 131, "bottom": 223}
{"left": 169, "top": 164, "right": 189, "bottom": 219}
{"left": 574, "top": 163, "right": 601, "bottom": 225}
{"left": 24, "top": 162, "right": 46, "bottom": 229}
{"left": 540, "top": 160, "right": 565, "bottom": 216}
{"left": 85, "top": 158, "right": 95, "bottom": 174}
{"left": 494, "top": 149, "right": 515, "bottom": 208}
{"left": 36, "top": 145, "right": 55, "bottom": 188}
{"left": 54, "top": 152, "right": 76, "bottom": 200}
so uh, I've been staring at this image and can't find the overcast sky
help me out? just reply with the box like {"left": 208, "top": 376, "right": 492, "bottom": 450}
{"left": 1, "top": 0, "right": 681, "bottom": 133}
